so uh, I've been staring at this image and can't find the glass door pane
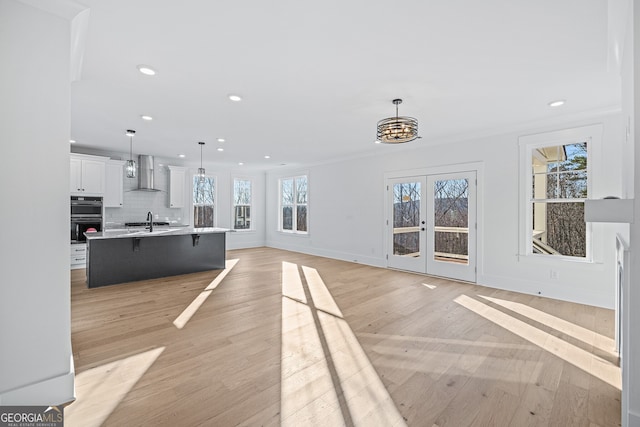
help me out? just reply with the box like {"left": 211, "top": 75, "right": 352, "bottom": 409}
{"left": 393, "top": 181, "right": 421, "bottom": 256}
{"left": 427, "top": 172, "right": 476, "bottom": 282}
{"left": 433, "top": 178, "right": 469, "bottom": 264}
{"left": 387, "top": 177, "right": 427, "bottom": 273}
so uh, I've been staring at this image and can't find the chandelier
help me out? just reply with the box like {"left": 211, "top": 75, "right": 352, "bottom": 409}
{"left": 376, "top": 99, "right": 420, "bottom": 144}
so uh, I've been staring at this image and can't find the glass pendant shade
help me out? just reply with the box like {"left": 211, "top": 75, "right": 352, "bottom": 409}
{"left": 126, "top": 159, "right": 137, "bottom": 178}
{"left": 126, "top": 129, "right": 137, "bottom": 178}
{"left": 376, "top": 99, "right": 420, "bottom": 144}
{"left": 197, "top": 142, "right": 206, "bottom": 182}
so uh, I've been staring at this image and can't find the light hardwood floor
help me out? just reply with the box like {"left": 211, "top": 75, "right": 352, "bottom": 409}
{"left": 67, "top": 247, "right": 621, "bottom": 426}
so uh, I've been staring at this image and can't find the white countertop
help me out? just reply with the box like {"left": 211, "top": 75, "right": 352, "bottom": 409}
{"left": 85, "top": 227, "right": 231, "bottom": 240}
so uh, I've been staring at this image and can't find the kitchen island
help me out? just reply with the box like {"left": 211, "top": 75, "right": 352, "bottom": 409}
{"left": 84, "top": 227, "right": 229, "bottom": 288}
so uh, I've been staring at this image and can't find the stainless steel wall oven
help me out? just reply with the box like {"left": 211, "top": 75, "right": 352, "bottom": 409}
{"left": 71, "top": 196, "right": 103, "bottom": 243}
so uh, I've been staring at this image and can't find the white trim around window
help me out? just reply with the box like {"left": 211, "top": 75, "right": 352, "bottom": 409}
{"left": 231, "top": 176, "right": 254, "bottom": 232}
{"left": 278, "top": 174, "right": 309, "bottom": 234}
{"left": 192, "top": 173, "right": 217, "bottom": 228}
{"left": 518, "top": 124, "right": 602, "bottom": 262}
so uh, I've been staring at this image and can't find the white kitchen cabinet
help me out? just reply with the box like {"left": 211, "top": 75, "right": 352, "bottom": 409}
{"left": 70, "top": 154, "right": 107, "bottom": 196}
{"left": 104, "top": 160, "right": 125, "bottom": 207}
{"left": 168, "top": 166, "right": 186, "bottom": 208}
{"left": 70, "top": 157, "right": 82, "bottom": 193}
{"left": 70, "top": 243, "right": 87, "bottom": 269}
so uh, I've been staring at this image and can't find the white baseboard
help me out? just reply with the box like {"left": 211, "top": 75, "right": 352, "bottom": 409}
{"left": 259, "top": 243, "right": 613, "bottom": 308}
{"left": 226, "top": 239, "right": 266, "bottom": 250}
{"left": 262, "top": 245, "right": 611, "bottom": 308}
{"left": 266, "top": 240, "right": 385, "bottom": 268}
{"left": 477, "top": 273, "right": 613, "bottom": 308}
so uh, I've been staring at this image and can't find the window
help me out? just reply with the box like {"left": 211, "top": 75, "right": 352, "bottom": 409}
{"left": 527, "top": 140, "right": 589, "bottom": 258}
{"left": 280, "top": 175, "right": 308, "bottom": 233}
{"left": 531, "top": 142, "right": 588, "bottom": 257}
{"left": 193, "top": 175, "right": 215, "bottom": 227}
{"left": 520, "top": 125, "right": 600, "bottom": 260}
{"left": 233, "top": 178, "right": 252, "bottom": 230}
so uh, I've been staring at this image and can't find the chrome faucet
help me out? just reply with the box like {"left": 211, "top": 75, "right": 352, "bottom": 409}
{"left": 146, "top": 211, "right": 153, "bottom": 232}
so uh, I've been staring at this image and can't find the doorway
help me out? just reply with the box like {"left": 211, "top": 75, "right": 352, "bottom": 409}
{"left": 386, "top": 171, "right": 477, "bottom": 282}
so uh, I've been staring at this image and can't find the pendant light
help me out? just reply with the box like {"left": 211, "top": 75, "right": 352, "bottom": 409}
{"left": 125, "top": 129, "right": 137, "bottom": 178}
{"left": 197, "top": 141, "right": 206, "bottom": 182}
{"left": 376, "top": 99, "right": 420, "bottom": 144}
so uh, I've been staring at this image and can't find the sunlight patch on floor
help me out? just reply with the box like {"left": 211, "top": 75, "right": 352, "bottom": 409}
{"left": 302, "top": 265, "right": 343, "bottom": 318}
{"left": 282, "top": 261, "right": 307, "bottom": 304}
{"left": 173, "top": 259, "right": 239, "bottom": 329}
{"left": 455, "top": 294, "right": 620, "bottom": 389}
{"left": 281, "top": 296, "right": 344, "bottom": 426}
{"left": 478, "top": 294, "right": 616, "bottom": 355}
{"left": 65, "top": 347, "right": 165, "bottom": 427}
{"left": 280, "top": 262, "right": 406, "bottom": 427}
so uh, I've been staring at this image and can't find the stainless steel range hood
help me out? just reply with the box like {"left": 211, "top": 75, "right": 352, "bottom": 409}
{"left": 135, "top": 155, "right": 161, "bottom": 191}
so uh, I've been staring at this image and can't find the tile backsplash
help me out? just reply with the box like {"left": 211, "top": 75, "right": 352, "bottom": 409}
{"left": 105, "top": 164, "right": 189, "bottom": 228}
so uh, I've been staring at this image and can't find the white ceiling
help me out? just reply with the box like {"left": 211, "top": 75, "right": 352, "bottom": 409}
{"left": 69, "top": 0, "right": 624, "bottom": 170}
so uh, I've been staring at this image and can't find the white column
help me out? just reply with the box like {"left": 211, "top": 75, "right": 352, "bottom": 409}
{"left": 626, "top": 1, "right": 640, "bottom": 425}
{"left": 0, "top": 0, "right": 79, "bottom": 405}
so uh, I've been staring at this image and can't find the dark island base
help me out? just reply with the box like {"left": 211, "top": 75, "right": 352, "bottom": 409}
{"left": 86, "top": 232, "right": 226, "bottom": 288}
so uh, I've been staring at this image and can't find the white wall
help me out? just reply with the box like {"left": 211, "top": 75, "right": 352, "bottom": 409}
{"left": 0, "top": 0, "right": 75, "bottom": 405}
{"left": 267, "top": 114, "right": 625, "bottom": 309}
{"left": 266, "top": 164, "right": 386, "bottom": 266}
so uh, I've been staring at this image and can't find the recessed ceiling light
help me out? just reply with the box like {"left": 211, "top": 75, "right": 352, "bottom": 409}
{"left": 217, "top": 148, "right": 224, "bottom": 152}
{"left": 217, "top": 138, "right": 225, "bottom": 143}
{"left": 137, "top": 65, "right": 156, "bottom": 76}
{"left": 228, "top": 94, "right": 242, "bottom": 102}
{"left": 141, "top": 115, "right": 153, "bottom": 121}
{"left": 548, "top": 100, "right": 565, "bottom": 107}
{"left": 264, "top": 155, "right": 271, "bottom": 159}
{"left": 69, "top": 139, "right": 76, "bottom": 144}
{"left": 178, "top": 154, "right": 185, "bottom": 158}
{"left": 238, "top": 162, "right": 244, "bottom": 166}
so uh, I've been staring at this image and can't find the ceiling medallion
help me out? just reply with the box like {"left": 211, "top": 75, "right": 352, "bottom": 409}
{"left": 376, "top": 99, "right": 420, "bottom": 144}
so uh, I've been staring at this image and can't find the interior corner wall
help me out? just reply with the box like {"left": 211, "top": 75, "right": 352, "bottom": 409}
{"left": 0, "top": 0, "right": 75, "bottom": 405}
{"left": 266, "top": 114, "right": 625, "bottom": 309}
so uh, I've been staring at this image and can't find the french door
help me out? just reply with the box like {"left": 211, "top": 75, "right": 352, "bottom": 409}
{"left": 387, "top": 177, "right": 427, "bottom": 272}
{"left": 387, "top": 172, "right": 476, "bottom": 282}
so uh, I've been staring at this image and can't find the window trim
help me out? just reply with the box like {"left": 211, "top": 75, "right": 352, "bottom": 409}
{"left": 278, "top": 174, "right": 309, "bottom": 235}
{"left": 518, "top": 125, "right": 601, "bottom": 262}
{"left": 192, "top": 173, "right": 217, "bottom": 228}
{"left": 231, "top": 176, "right": 254, "bottom": 232}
